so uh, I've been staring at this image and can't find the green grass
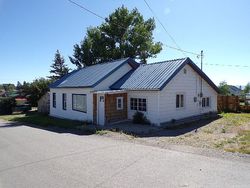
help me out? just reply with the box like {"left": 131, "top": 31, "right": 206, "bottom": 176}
{"left": 219, "top": 113, "right": 250, "bottom": 126}
{"left": 0, "top": 112, "right": 84, "bottom": 129}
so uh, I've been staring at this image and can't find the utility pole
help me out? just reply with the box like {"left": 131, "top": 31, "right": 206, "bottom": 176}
{"left": 200, "top": 50, "right": 204, "bottom": 98}
{"left": 201, "top": 50, "right": 203, "bottom": 71}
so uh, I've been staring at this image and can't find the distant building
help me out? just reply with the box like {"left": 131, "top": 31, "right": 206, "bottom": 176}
{"left": 228, "top": 85, "right": 242, "bottom": 96}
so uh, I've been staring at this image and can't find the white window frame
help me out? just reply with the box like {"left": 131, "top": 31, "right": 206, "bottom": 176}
{"left": 130, "top": 98, "right": 147, "bottom": 112}
{"left": 72, "top": 94, "right": 87, "bottom": 113}
{"left": 176, "top": 93, "right": 185, "bottom": 109}
{"left": 202, "top": 97, "right": 210, "bottom": 108}
{"left": 62, "top": 93, "right": 67, "bottom": 110}
{"left": 52, "top": 93, "right": 56, "bottom": 108}
{"left": 116, "top": 97, "right": 123, "bottom": 110}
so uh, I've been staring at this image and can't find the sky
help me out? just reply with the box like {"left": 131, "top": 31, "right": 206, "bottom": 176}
{"left": 0, "top": 0, "right": 249, "bottom": 86}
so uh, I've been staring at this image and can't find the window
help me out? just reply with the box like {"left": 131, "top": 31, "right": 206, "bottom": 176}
{"left": 138, "top": 98, "right": 146, "bottom": 111}
{"left": 130, "top": 98, "right": 146, "bottom": 111}
{"left": 130, "top": 98, "right": 138, "bottom": 110}
{"left": 52, "top": 93, "right": 56, "bottom": 108}
{"left": 202, "top": 97, "right": 210, "bottom": 107}
{"left": 116, "top": 97, "right": 123, "bottom": 110}
{"left": 176, "top": 94, "right": 184, "bottom": 108}
{"left": 62, "top": 93, "right": 67, "bottom": 110}
{"left": 72, "top": 94, "right": 87, "bottom": 112}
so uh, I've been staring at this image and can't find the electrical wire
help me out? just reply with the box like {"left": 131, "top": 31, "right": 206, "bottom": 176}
{"left": 143, "top": 0, "right": 187, "bottom": 57}
{"left": 67, "top": 0, "right": 200, "bottom": 57}
{"left": 67, "top": 0, "right": 249, "bottom": 69}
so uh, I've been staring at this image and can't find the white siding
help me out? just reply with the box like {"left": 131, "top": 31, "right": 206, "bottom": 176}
{"left": 94, "top": 63, "right": 132, "bottom": 91}
{"left": 127, "top": 90, "right": 160, "bottom": 125}
{"left": 127, "top": 64, "right": 217, "bottom": 126}
{"left": 158, "top": 64, "right": 217, "bottom": 124}
{"left": 50, "top": 88, "right": 93, "bottom": 122}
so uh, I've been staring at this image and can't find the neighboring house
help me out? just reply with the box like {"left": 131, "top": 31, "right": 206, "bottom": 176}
{"left": 50, "top": 57, "right": 219, "bottom": 126}
{"left": 228, "top": 85, "right": 242, "bottom": 96}
{"left": 38, "top": 92, "right": 50, "bottom": 114}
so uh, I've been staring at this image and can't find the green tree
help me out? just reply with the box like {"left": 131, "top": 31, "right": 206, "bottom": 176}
{"left": 2, "top": 84, "right": 15, "bottom": 92}
{"left": 48, "top": 50, "right": 70, "bottom": 80}
{"left": 22, "top": 78, "right": 51, "bottom": 106}
{"left": 243, "top": 83, "right": 250, "bottom": 94}
{"left": 218, "top": 81, "right": 230, "bottom": 95}
{"left": 69, "top": 6, "right": 162, "bottom": 68}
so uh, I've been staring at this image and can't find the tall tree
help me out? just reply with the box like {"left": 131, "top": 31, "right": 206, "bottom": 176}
{"left": 243, "top": 83, "right": 250, "bottom": 94}
{"left": 69, "top": 6, "right": 162, "bottom": 68}
{"left": 49, "top": 50, "right": 70, "bottom": 80}
{"left": 218, "top": 81, "right": 230, "bottom": 95}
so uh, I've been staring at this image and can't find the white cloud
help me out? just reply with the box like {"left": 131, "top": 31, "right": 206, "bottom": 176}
{"left": 164, "top": 7, "right": 171, "bottom": 15}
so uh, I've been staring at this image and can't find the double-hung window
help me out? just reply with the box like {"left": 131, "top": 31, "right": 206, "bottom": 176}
{"left": 62, "top": 93, "right": 67, "bottom": 110}
{"left": 130, "top": 98, "right": 147, "bottom": 112}
{"left": 176, "top": 94, "right": 184, "bottom": 108}
{"left": 72, "top": 94, "right": 87, "bottom": 112}
{"left": 202, "top": 97, "right": 210, "bottom": 107}
{"left": 52, "top": 93, "right": 56, "bottom": 108}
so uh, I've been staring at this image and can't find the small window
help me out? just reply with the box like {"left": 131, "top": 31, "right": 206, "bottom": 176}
{"left": 206, "top": 97, "right": 210, "bottom": 107}
{"left": 130, "top": 98, "right": 146, "bottom": 112}
{"left": 72, "top": 94, "right": 87, "bottom": 113}
{"left": 138, "top": 98, "right": 146, "bottom": 111}
{"left": 52, "top": 93, "right": 56, "bottom": 108}
{"left": 116, "top": 97, "right": 123, "bottom": 110}
{"left": 130, "top": 98, "right": 138, "bottom": 110}
{"left": 183, "top": 68, "right": 187, "bottom": 74}
{"left": 100, "top": 96, "right": 104, "bottom": 102}
{"left": 202, "top": 97, "right": 210, "bottom": 107}
{"left": 62, "top": 93, "right": 67, "bottom": 110}
{"left": 176, "top": 94, "right": 184, "bottom": 108}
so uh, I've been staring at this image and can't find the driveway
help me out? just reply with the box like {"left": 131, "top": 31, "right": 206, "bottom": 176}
{"left": 0, "top": 120, "right": 249, "bottom": 188}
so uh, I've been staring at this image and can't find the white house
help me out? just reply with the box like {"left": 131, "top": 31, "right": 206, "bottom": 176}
{"left": 50, "top": 57, "right": 219, "bottom": 126}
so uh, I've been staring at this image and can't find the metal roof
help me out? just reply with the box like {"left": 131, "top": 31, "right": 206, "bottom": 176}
{"left": 121, "top": 58, "right": 187, "bottom": 90}
{"left": 120, "top": 57, "right": 219, "bottom": 92}
{"left": 50, "top": 58, "right": 138, "bottom": 88}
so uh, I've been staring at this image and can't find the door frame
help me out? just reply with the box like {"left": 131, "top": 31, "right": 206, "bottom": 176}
{"left": 97, "top": 94, "right": 105, "bottom": 126}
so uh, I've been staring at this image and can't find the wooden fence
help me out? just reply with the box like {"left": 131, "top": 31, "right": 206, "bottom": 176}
{"left": 217, "top": 95, "right": 250, "bottom": 112}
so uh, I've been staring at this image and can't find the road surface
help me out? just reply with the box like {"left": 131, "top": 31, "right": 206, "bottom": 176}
{"left": 0, "top": 120, "right": 249, "bottom": 188}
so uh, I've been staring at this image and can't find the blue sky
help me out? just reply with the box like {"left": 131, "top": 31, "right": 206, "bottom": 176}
{"left": 0, "top": 0, "right": 249, "bottom": 86}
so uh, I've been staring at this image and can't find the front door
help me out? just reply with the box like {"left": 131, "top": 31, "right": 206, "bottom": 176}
{"left": 98, "top": 95, "right": 105, "bottom": 126}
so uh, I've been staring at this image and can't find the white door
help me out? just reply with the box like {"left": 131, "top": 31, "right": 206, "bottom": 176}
{"left": 98, "top": 95, "right": 105, "bottom": 126}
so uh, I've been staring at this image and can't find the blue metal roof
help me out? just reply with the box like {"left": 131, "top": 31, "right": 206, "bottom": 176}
{"left": 120, "top": 57, "right": 219, "bottom": 92}
{"left": 50, "top": 58, "right": 138, "bottom": 88}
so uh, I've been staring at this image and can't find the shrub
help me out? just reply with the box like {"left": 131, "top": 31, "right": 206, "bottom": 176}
{"left": 0, "top": 97, "right": 16, "bottom": 115}
{"left": 132, "top": 111, "right": 150, "bottom": 124}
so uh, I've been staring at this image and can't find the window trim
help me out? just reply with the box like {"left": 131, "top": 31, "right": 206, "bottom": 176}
{"left": 52, "top": 93, "right": 56, "bottom": 108}
{"left": 72, "top": 94, "right": 87, "bottom": 113}
{"left": 176, "top": 93, "right": 185, "bottom": 109}
{"left": 202, "top": 97, "right": 210, "bottom": 108}
{"left": 62, "top": 93, "right": 67, "bottom": 110}
{"left": 130, "top": 97, "right": 147, "bottom": 112}
{"left": 116, "top": 97, "right": 124, "bottom": 110}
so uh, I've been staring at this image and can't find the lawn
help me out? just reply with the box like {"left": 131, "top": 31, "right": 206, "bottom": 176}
{"left": 156, "top": 113, "right": 250, "bottom": 154}
{"left": 0, "top": 111, "right": 85, "bottom": 129}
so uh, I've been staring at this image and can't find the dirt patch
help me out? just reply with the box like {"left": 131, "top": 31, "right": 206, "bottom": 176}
{"left": 98, "top": 113, "right": 250, "bottom": 155}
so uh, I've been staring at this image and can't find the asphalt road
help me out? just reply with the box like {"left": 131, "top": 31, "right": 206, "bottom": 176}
{"left": 0, "top": 120, "right": 249, "bottom": 188}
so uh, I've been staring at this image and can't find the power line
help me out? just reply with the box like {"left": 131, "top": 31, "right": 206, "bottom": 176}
{"left": 204, "top": 63, "right": 249, "bottom": 68}
{"left": 68, "top": 0, "right": 105, "bottom": 20}
{"left": 67, "top": 0, "right": 249, "bottom": 70}
{"left": 67, "top": 0, "right": 200, "bottom": 57}
{"left": 143, "top": 0, "right": 187, "bottom": 57}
